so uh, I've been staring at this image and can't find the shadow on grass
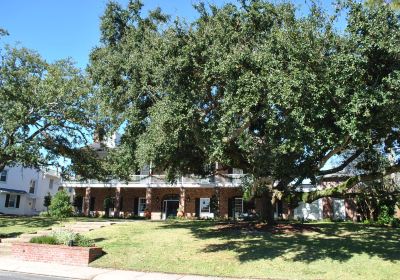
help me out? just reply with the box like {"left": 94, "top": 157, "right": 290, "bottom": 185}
{"left": 160, "top": 220, "right": 400, "bottom": 263}
{"left": 0, "top": 216, "right": 59, "bottom": 237}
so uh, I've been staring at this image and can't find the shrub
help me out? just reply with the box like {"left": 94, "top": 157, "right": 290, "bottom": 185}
{"left": 51, "top": 229, "right": 77, "bottom": 245}
{"left": 39, "top": 211, "right": 51, "bottom": 217}
{"left": 30, "top": 236, "right": 59, "bottom": 245}
{"left": 43, "top": 192, "right": 52, "bottom": 213}
{"left": 49, "top": 190, "right": 73, "bottom": 219}
{"left": 50, "top": 229, "right": 95, "bottom": 247}
{"left": 390, "top": 218, "right": 400, "bottom": 228}
{"left": 75, "top": 235, "right": 95, "bottom": 247}
{"left": 377, "top": 205, "right": 395, "bottom": 226}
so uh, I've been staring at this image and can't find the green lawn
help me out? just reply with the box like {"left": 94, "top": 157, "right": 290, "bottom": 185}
{"left": 85, "top": 220, "right": 400, "bottom": 280}
{"left": 0, "top": 216, "right": 119, "bottom": 238}
{"left": 0, "top": 216, "right": 60, "bottom": 238}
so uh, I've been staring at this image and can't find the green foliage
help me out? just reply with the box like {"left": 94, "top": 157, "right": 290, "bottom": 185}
{"left": 377, "top": 205, "right": 396, "bottom": 226}
{"left": 210, "top": 195, "right": 219, "bottom": 215}
{"left": 43, "top": 192, "right": 52, "bottom": 211}
{"left": 89, "top": 0, "right": 400, "bottom": 213}
{"left": 30, "top": 235, "right": 59, "bottom": 245}
{"left": 49, "top": 190, "right": 73, "bottom": 219}
{"left": 75, "top": 234, "right": 95, "bottom": 247}
{"left": 30, "top": 229, "right": 95, "bottom": 247}
{"left": 51, "top": 228, "right": 77, "bottom": 245}
{"left": 0, "top": 33, "right": 97, "bottom": 176}
{"left": 39, "top": 211, "right": 51, "bottom": 217}
{"left": 365, "top": 0, "right": 400, "bottom": 10}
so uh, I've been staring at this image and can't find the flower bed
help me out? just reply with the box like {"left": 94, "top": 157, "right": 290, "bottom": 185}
{"left": 12, "top": 242, "right": 103, "bottom": 266}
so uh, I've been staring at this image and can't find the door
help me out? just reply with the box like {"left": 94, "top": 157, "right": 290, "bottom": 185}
{"left": 164, "top": 200, "right": 179, "bottom": 218}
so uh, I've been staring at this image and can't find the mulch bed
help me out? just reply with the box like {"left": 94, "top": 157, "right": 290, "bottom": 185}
{"left": 215, "top": 222, "right": 322, "bottom": 234}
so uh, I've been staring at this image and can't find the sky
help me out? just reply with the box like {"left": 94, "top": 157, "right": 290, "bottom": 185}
{"left": 0, "top": 0, "right": 342, "bottom": 70}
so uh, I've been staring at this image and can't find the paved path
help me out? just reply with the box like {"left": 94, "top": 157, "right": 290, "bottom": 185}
{"left": 0, "top": 256, "right": 265, "bottom": 280}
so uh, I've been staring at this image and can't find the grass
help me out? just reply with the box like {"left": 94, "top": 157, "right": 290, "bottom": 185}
{"left": 84, "top": 220, "right": 400, "bottom": 280}
{"left": 0, "top": 216, "right": 60, "bottom": 238}
{"left": 0, "top": 215, "right": 120, "bottom": 238}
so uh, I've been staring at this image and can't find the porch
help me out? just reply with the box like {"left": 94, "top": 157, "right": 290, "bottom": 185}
{"left": 73, "top": 186, "right": 244, "bottom": 220}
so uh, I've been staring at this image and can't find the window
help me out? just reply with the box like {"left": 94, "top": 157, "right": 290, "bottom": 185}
{"left": 138, "top": 198, "right": 146, "bottom": 212}
{"left": 200, "top": 198, "right": 210, "bottom": 213}
{"left": 29, "top": 180, "right": 36, "bottom": 194}
{"left": 5, "top": 194, "right": 20, "bottom": 208}
{"left": 49, "top": 179, "right": 54, "bottom": 190}
{"left": 234, "top": 198, "right": 243, "bottom": 214}
{"left": 0, "top": 171, "right": 7, "bottom": 182}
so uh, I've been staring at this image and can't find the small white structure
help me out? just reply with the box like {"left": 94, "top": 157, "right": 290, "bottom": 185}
{"left": 0, "top": 165, "right": 61, "bottom": 215}
{"left": 293, "top": 184, "right": 346, "bottom": 221}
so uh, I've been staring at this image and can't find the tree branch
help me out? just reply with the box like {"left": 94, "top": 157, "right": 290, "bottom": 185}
{"left": 317, "top": 149, "right": 363, "bottom": 176}
{"left": 317, "top": 135, "right": 351, "bottom": 170}
{"left": 296, "top": 164, "right": 400, "bottom": 203}
{"left": 222, "top": 118, "right": 252, "bottom": 143}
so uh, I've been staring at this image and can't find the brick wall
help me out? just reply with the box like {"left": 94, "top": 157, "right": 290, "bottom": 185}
{"left": 120, "top": 188, "right": 146, "bottom": 213}
{"left": 185, "top": 188, "right": 216, "bottom": 217}
{"left": 12, "top": 243, "right": 103, "bottom": 266}
{"left": 219, "top": 188, "right": 243, "bottom": 218}
{"left": 150, "top": 188, "right": 181, "bottom": 212}
{"left": 90, "top": 188, "right": 114, "bottom": 211}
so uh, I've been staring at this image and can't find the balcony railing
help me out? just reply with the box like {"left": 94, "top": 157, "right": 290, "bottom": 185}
{"left": 62, "top": 173, "right": 245, "bottom": 188}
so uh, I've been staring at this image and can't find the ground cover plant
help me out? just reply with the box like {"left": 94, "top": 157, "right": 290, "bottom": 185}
{"left": 85, "top": 220, "right": 400, "bottom": 280}
{"left": 30, "top": 229, "right": 94, "bottom": 247}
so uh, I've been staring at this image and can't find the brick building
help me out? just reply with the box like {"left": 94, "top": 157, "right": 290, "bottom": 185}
{"left": 61, "top": 134, "right": 354, "bottom": 220}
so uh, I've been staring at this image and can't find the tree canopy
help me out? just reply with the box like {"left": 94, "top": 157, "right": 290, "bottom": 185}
{"left": 0, "top": 33, "right": 96, "bottom": 174}
{"left": 89, "top": 0, "right": 400, "bottom": 221}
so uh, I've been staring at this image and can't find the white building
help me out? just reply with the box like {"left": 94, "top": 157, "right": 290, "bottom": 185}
{"left": 0, "top": 166, "right": 61, "bottom": 215}
{"left": 292, "top": 184, "right": 346, "bottom": 221}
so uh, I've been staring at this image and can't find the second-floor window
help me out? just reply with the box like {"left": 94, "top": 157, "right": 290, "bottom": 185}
{"left": 0, "top": 171, "right": 7, "bottom": 182}
{"left": 29, "top": 180, "right": 36, "bottom": 194}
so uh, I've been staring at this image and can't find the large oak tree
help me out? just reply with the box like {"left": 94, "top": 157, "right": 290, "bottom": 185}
{"left": 89, "top": 0, "right": 400, "bottom": 223}
{"left": 0, "top": 33, "right": 96, "bottom": 175}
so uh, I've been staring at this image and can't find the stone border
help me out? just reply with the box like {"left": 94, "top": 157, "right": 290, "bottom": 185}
{"left": 12, "top": 242, "right": 103, "bottom": 266}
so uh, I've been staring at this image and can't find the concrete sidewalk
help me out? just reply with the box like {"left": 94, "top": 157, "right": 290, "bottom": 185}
{"left": 0, "top": 256, "right": 259, "bottom": 280}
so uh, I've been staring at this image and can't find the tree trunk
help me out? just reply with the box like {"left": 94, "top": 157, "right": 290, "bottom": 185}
{"left": 260, "top": 192, "right": 275, "bottom": 225}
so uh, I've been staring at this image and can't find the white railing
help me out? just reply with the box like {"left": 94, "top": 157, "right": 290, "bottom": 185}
{"left": 62, "top": 174, "right": 245, "bottom": 188}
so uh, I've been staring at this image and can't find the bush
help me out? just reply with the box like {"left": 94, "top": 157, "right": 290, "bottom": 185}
{"left": 377, "top": 205, "right": 395, "bottom": 226}
{"left": 390, "top": 218, "right": 400, "bottom": 228}
{"left": 29, "top": 229, "right": 95, "bottom": 247}
{"left": 39, "top": 211, "right": 51, "bottom": 217}
{"left": 49, "top": 190, "right": 73, "bottom": 219}
{"left": 75, "top": 235, "right": 95, "bottom": 247}
{"left": 50, "top": 229, "right": 95, "bottom": 247}
{"left": 30, "top": 236, "right": 59, "bottom": 245}
{"left": 51, "top": 229, "right": 77, "bottom": 245}
{"left": 43, "top": 192, "right": 52, "bottom": 212}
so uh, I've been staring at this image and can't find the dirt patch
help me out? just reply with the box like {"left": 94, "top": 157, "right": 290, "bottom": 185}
{"left": 215, "top": 222, "right": 322, "bottom": 234}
